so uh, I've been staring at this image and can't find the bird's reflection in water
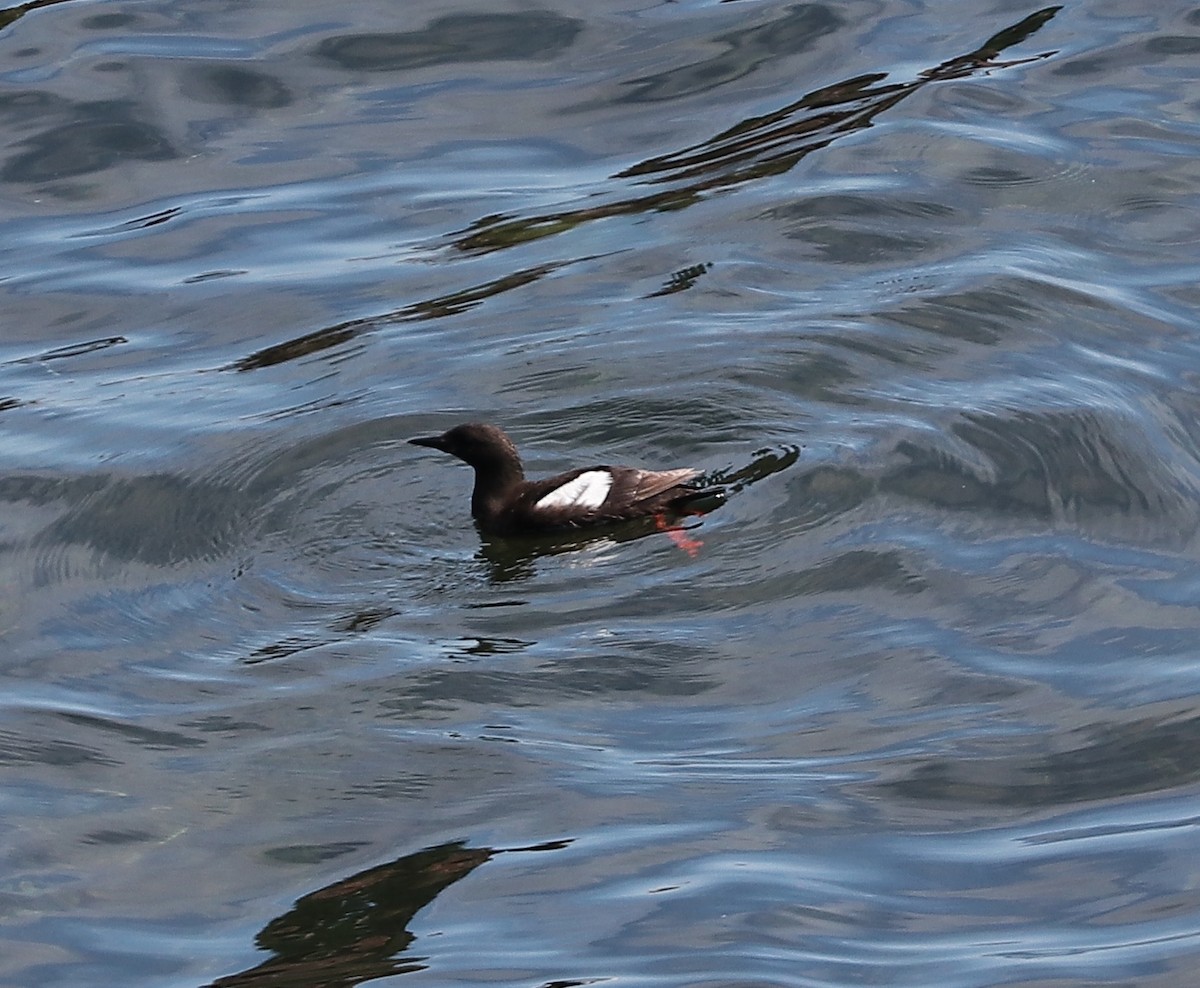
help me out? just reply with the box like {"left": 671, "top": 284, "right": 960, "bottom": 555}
{"left": 476, "top": 515, "right": 690, "bottom": 582}
{"left": 208, "top": 839, "right": 568, "bottom": 988}
{"left": 475, "top": 443, "right": 801, "bottom": 583}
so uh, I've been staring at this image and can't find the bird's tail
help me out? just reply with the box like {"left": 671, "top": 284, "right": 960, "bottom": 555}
{"left": 668, "top": 487, "right": 726, "bottom": 515}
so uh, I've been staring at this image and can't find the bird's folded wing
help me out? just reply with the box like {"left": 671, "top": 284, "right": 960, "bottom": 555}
{"left": 629, "top": 467, "right": 701, "bottom": 501}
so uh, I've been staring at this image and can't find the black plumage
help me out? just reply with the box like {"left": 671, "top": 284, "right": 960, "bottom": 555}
{"left": 409, "top": 422, "right": 715, "bottom": 536}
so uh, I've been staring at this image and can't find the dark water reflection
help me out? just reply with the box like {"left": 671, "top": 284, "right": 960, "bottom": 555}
{"left": 617, "top": 4, "right": 844, "bottom": 102}
{"left": 209, "top": 840, "right": 568, "bottom": 988}
{"left": 3, "top": 113, "right": 176, "bottom": 183}
{"left": 317, "top": 13, "right": 583, "bottom": 72}
{"left": 891, "top": 710, "right": 1200, "bottom": 806}
{"left": 3, "top": 0, "right": 1200, "bottom": 986}
{"left": 182, "top": 66, "right": 292, "bottom": 110}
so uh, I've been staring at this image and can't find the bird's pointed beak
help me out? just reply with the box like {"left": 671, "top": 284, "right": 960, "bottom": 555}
{"left": 409, "top": 434, "right": 446, "bottom": 450}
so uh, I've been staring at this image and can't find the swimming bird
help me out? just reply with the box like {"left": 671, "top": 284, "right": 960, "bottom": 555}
{"left": 409, "top": 422, "right": 718, "bottom": 536}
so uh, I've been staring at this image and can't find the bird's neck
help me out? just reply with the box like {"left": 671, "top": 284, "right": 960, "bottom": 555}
{"left": 469, "top": 459, "right": 524, "bottom": 523}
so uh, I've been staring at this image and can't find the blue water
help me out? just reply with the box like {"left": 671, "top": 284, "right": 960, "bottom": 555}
{"left": 4, "top": 1, "right": 1200, "bottom": 985}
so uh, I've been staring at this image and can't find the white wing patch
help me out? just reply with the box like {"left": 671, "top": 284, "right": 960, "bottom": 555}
{"left": 535, "top": 470, "right": 613, "bottom": 510}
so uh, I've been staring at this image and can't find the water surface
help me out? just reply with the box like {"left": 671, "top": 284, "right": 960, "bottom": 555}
{"left": 4, "top": 1, "right": 1200, "bottom": 986}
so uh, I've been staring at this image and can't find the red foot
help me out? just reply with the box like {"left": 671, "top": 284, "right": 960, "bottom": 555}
{"left": 654, "top": 512, "right": 703, "bottom": 558}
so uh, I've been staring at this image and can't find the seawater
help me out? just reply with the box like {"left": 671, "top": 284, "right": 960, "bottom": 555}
{"left": 3, "top": 2, "right": 1200, "bottom": 986}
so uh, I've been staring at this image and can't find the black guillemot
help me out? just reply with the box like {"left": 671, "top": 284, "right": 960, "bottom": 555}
{"left": 409, "top": 422, "right": 719, "bottom": 537}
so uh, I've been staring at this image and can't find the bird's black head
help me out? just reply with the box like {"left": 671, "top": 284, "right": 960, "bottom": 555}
{"left": 409, "top": 422, "right": 523, "bottom": 471}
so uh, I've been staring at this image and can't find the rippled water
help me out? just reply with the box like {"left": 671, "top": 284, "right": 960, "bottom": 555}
{"left": 4, "top": 1, "right": 1200, "bottom": 985}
